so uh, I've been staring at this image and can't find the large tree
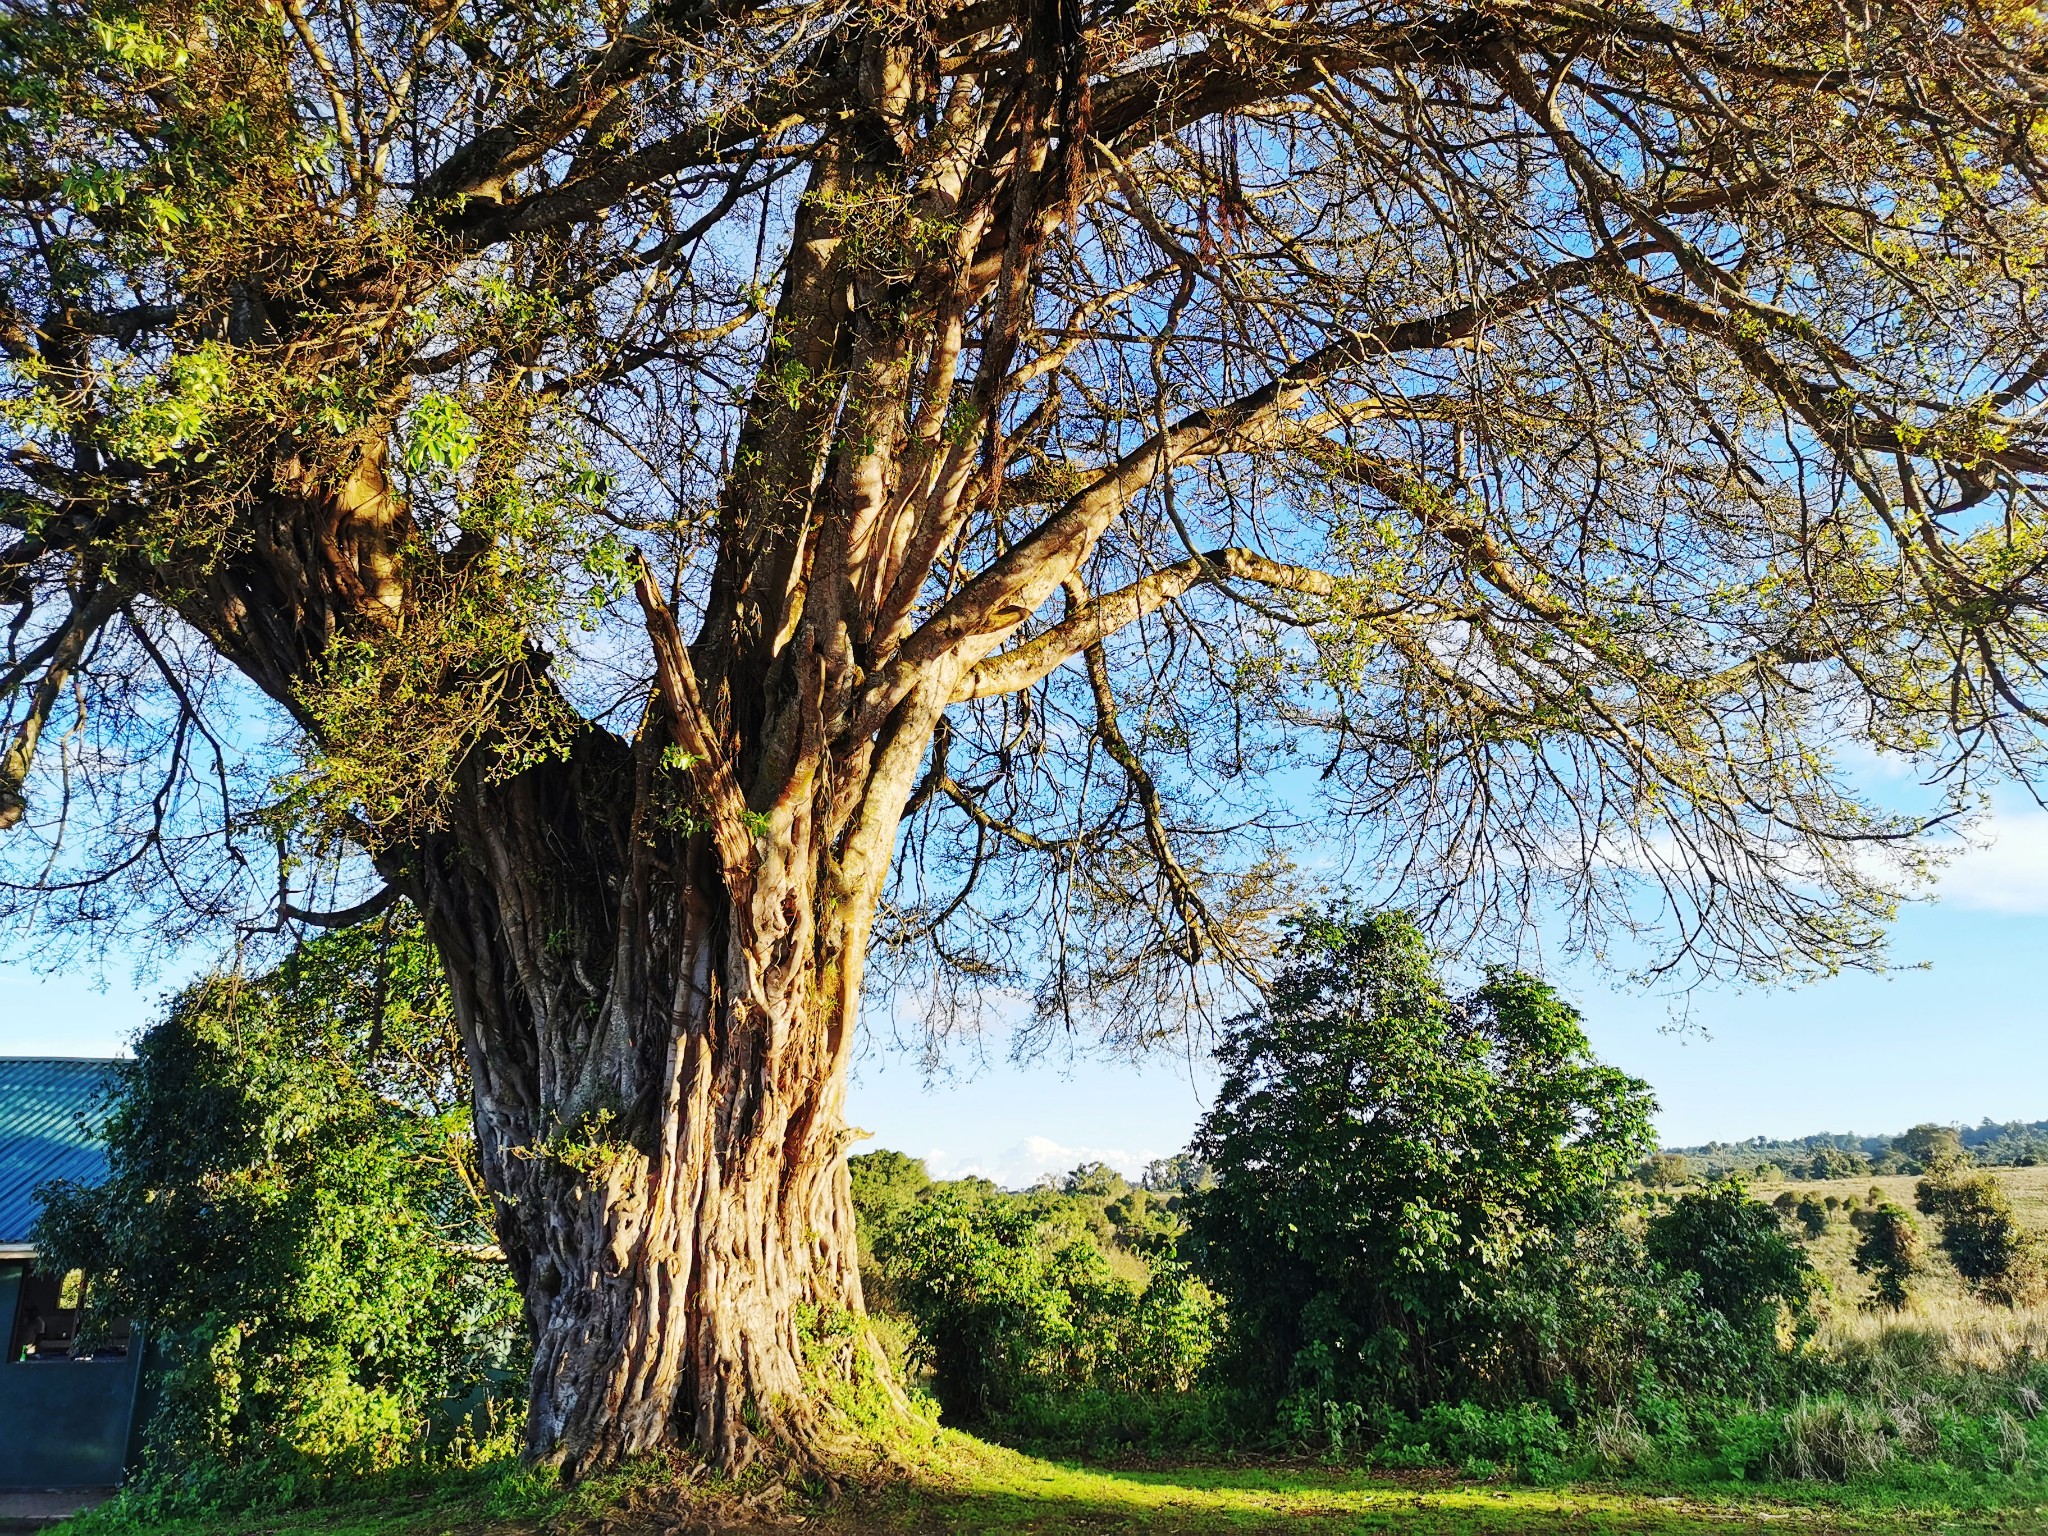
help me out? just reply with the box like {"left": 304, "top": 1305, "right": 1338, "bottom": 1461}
{"left": 3, "top": 0, "right": 2046, "bottom": 1477}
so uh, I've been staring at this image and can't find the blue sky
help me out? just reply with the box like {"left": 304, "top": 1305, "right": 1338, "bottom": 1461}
{"left": 6, "top": 802, "right": 2047, "bottom": 1188}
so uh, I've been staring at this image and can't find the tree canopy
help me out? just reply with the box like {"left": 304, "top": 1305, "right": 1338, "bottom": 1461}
{"left": 1190, "top": 908, "right": 1659, "bottom": 1407}
{"left": 2, "top": 0, "right": 2045, "bottom": 998}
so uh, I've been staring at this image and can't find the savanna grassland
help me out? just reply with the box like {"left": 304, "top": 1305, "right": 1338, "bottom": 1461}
{"left": 1755, "top": 1163, "right": 2048, "bottom": 1360}
{"left": 1756, "top": 1166, "right": 2048, "bottom": 1312}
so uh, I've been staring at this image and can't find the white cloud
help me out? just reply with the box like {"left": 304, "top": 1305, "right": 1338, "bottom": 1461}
{"left": 920, "top": 1134, "right": 1162, "bottom": 1190}
{"left": 1936, "top": 807, "right": 2048, "bottom": 914}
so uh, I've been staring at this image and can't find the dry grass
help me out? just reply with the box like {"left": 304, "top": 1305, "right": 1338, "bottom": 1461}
{"left": 1820, "top": 1297, "right": 2048, "bottom": 1373}
{"left": 1754, "top": 1164, "right": 2048, "bottom": 1221}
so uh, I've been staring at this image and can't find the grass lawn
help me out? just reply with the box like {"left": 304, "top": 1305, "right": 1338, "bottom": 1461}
{"left": 59, "top": 1437, "right": 2048, "bottom": 1536}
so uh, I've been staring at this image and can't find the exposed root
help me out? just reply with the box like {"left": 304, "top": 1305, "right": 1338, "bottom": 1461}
{"left": 538, "top": 1312, "right": 939, "bottom": 1535}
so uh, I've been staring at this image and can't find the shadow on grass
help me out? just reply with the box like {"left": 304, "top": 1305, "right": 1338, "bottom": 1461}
{"left": 828, "top": 1442, "right": 2048, "bottom": 1536}
{"left": 52, "top": 1440, "right": 2048, "bottom": 1536}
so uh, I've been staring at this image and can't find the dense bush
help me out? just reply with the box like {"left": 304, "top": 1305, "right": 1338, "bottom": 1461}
{"left": 1915, "top": 1172, "right": 2044, "bottom": 1306}
{"left": 1793, "top": 1194, "right": 1831, "bottom": 1238}
{"left": 1639, "top": 1182, "right": 1817, "bottom": 1390}
{"left": 1646, "top": 1183, "right": 1814, "bottom": 1343}
{"left": 873, "top": 1184, "right": 1217, "bottom": 1423}
{"left": 1637, "top": 1152, "right": 1694, "bottom": 1187}
{"left": 1187, "top": 908, "right": 1661, "bottom": 1413}
{"left": 1793, "top": 1147, "right": 1873, "bottom": 1181}
{"left": 1851, "top": 1204, "right": 1922, "bottom": 1311}
{"left": 1897, "top": 1124, "right": 1970, "bottom": 1175}
{"left": 34, "top": 913, "right": 523, "bottom": 1506}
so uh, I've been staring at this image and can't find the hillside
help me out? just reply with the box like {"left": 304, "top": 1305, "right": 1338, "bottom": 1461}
{"left": 1749, "top": 1164, "right": 2048, "bottom": 1312}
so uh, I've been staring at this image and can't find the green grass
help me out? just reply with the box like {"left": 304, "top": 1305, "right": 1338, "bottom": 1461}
{"left": 57, "top": 1434, "right": 2048, "bottom": 1536}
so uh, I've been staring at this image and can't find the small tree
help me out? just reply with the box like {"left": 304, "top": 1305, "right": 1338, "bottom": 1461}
{"left": 1645, "top": 1183, "right": 1815, "bottom": 1352}
{"left": 1638, "top": 1153, "right": 1695, "bottom": 1188}
{"left": 849, "top": 1152, "right": 935, "bottom": 1236}
{"left": 1915, "top": 1173, "right": 2044, "bottom": 1307}
{"left": 33, "top": 911, "right": 521, "bottom": 1495}
{"left": 1851, "top": 1205, "right": 1921, "bottom": 1312}
{"left": 1190, "top": 907, "right": 1657, "bottom": 1410}
{"left": 1805, "top": 1148, "right": 1871, "bottom": 1181}
{"left": 1795, "top": 1195, "right": 1831, "bottom": 1239}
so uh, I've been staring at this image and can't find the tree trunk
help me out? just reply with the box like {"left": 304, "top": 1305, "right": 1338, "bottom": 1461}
{"left": 140, "top": 39, "right": 1017, "bottom": 1472}
{"left": 409, "top": 691, "right": 932, "bottom": 1477}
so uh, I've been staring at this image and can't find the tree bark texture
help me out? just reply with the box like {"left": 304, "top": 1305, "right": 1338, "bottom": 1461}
{"left": 405, "top": 672, "right": 940, "bottom": 1475}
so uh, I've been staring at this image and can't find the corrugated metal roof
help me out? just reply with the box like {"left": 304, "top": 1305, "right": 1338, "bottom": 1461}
{"left": 0, "top": 1059, "right": 121, "bottom": 1248}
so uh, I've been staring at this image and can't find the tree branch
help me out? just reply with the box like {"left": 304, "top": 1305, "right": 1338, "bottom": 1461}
{"left": 955, "top": 547, "right": 1340, "bottom": 701}
{"left": 870, "top": 249, "right": 1650, "bottom": 727}
{"left": 0, "top": 583, "right": 119, "bottom": 832}
{"left": 634, "top": 561, "right": 760, "bottom": 900}
{"left": 283, "top": 883, "right": 402, "bottom": 928}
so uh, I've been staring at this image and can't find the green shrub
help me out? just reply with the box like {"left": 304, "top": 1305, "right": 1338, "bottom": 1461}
{"left": 1794, "top": 1195, "right": 1830, "bottom": 1238}
{"left": 874, "top": 1185, "right": 1218, "bottom": 1423}
{"left": 1915, "top": 1171, "right": 2044, "bottom": 1306}
{"left": 1645, "top": 1180, "right": 1816, "bottom": 1382}
{"left": 1702, "top": 1409, "right": 1789, "bottom": 1480}
{"left": 848, "top": 1149, "right": 934, "bottom": 1246}
{"left": 1189, "top": 907, "right": 1658, "bottom": 1415}
{"left": 33, "top": 912, "right": 523, "bottom": 1509}
{"left": 1851, "top": 1204, "right": 1921, "bottom": 1311}
{"left": 990, "top": 1386, "right": 1242, "bottom": 1456}
{"left": 1384, "top": 1401, "right": 1572, "bottom": 1478}
{"left": 1896, "top": 1124, "right": 1969, "bottom": 1175}
{"left": 1637, "top": 1152, "right": 1694, "bottom": 1187}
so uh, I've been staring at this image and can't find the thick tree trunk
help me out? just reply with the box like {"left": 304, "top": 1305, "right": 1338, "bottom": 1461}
{"left": 139, "top": 40, "right": 1012, "bottom": 1472}
{"left": 410, "top": 699, "right": 928, "bottom": 1477}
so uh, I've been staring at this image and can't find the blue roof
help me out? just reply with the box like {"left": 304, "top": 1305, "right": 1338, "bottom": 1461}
{"left": 0, "top": 1059, "right": 121, "bottom": 1248}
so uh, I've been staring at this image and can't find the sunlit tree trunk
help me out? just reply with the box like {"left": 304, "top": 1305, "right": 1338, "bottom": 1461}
{"left": 409, "top": 668, "right": 942, "bottom": 1471}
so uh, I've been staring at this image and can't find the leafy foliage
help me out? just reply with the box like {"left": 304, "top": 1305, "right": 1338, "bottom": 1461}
{"left": 1851, "top": 1204, "right": 1922, "bottom": 1312}
{"left": 34, "top": 909, "right": 523, "bottom": 1505}
{"left": 1794, "top": 1195, "right": 1832, "bottom": 1239}
{"left": 1643, "top": 1182, "right": 1818, "bottom": 1369}
{"left": 1637, "top": 1153, "right": 1695, "bottom": 1188}
{"left": 1914, "top": 1172, "right": 2044, "bottom": 1307}
{"left": 1897, "top": 1125, "right": 1970, "bottom": 1176}
{"left": 1188, "top": 908, "right": 1660, "bottom": 1412}
{"left": 847, "top": 1148, "right": 934, "bottom": 1267}
{"left": 872, "top": 1184, "right": 1217, "bottom": 1424}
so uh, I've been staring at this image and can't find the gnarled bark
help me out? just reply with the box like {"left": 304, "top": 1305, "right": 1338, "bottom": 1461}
{"left": 405, "top": 672, "right": 938, "bottom": 1474}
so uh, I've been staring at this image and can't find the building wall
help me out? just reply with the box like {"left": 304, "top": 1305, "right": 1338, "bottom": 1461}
{"left": 0, "top": 1259, "right": 144, "bottom": 1490}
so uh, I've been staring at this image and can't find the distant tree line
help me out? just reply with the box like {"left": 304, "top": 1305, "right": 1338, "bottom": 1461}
{"left": 1660, "top": 1120, "right": 2048, "bottom": 1183}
